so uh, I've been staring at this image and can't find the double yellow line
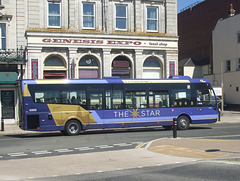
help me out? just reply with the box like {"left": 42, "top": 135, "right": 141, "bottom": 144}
{"left": 135, "top": 142, "right": 148, "bottom": 149}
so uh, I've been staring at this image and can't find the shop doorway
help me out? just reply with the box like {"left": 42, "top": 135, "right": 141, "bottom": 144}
{"left": 1, "top": 90, "right": 15, "bottom": 119}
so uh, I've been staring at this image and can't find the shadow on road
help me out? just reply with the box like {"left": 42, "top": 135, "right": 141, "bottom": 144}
{"left": 3, "top": 125, "right": 213, "bottom": 138}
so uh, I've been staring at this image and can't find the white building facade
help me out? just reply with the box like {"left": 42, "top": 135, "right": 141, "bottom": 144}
{"left": 24, "top": 0, "right": 178, "bottom": 80}
{"left": 0, "top": 0, "right": 26, "bottom": 124}
{"left": 0, "top": 0, "right": 178, "bottom": 124}
{"left": 205, "top": 13, "right": 240, "bottom": 107}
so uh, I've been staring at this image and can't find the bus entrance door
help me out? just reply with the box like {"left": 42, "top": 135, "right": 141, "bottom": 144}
{"left": 87, "top": 90, "right": 105, "bottom": 128}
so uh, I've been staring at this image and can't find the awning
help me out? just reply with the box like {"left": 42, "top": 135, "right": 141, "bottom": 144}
{"left": 0, "top": 72, "right": 18, "bottom": 84}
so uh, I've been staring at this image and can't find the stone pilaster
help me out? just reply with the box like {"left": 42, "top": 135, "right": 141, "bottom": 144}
{"left": 135, "top": 49, "right": 143, "bottom": 78}
{"left": 102, "top": 48, "right": 111, "bottom": 77}
{"left": 68, "top": 47, "right": 78, "bottom": 79}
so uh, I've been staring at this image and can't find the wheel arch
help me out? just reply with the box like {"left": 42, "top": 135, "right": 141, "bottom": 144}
{"left": 177, "top": 113, "right": 192, "bottom": 124}
{"left": 64, "top": 117, "right": 83, "bottom": 130}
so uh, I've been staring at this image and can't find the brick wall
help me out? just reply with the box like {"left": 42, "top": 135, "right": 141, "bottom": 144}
{"left": 178, "top": 0, "right": 240, "bottom": 71}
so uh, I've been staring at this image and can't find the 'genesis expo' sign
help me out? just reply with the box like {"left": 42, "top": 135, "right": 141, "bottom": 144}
{"left": 28, "top": 37, "right": 177, "bottom": 48}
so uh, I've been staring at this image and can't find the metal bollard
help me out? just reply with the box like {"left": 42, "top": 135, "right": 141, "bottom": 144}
{"left": 173, "top": 118, "right": 177, "bottom": 138}
{"left": 218, "top": 108, "right": 221, "bottom": 121}
{"left": 1, "top": 117, "right": 4, "bottom": 131}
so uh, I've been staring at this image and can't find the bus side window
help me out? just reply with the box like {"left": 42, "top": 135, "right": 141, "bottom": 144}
{"left": 171, "top": 90, "right": 191, "bottom": 107}
{"left": 149, "top": 91, "right": 169, "bottom": 108}
{"left": 126, "top": 91, "right": 147, "bottom": 109}
{"left": 89, "top": 92, "right": 103, "bottom": 110}
{"left": 106, "top": 90, "right": 123, "bottom": 109}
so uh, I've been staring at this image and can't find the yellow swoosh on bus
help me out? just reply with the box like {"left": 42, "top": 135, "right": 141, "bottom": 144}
{"left": 47, "top": 104, "right": 97, "bottom": 126}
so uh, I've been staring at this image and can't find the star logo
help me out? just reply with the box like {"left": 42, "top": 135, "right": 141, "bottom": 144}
{"left": 128, "top": 108, "right": 142, "bottom": 121}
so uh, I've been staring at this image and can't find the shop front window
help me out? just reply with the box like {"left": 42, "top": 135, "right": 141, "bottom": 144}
{"left": 143, "top": 57, "right": 161, "bottom": 78}
{"left": 79, "top": 55, "right": 99, "bottom": 79}
{"left": 112, "top": 56, "right": 131, "bottom": 79}
{"left": 44, "top": 56, "right": 66, "bottom": 79}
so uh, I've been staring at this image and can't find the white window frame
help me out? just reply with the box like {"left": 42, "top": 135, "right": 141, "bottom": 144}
{"left": 82, "top": 2, "right": 95, "bottom": 29}
{"left": 0, "top": 23, "right": 6, "bottom": 50}
{"left": 115, "top": 4, "right": 127, "bottom": 31}
{"left": 237, "top": 58, "right": 240, "bottom": 70}
{"left": 225, "top": 60, "right": 231, "bottom": 72}
{"left": 47, "top": 1, "right": 61, "bottom": 28}
{"left": 146, "top": 6, "right": 158, "bottom": 32}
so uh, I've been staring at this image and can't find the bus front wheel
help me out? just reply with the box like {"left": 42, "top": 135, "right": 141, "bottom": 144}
{"left": 177, "top": 116, "right": 190, "bottom": 130}
{"left": 65, "top": 120, "right": 81, "bottom": 136}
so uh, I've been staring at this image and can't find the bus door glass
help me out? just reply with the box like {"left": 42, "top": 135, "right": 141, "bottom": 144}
{"left": 194, "top": 83, "right": 217, "bottom": 114}
{"left": 195, "top": 84, "right": 216, "bottom": 109}
{"left": 105, "top": 85, "right": 125, "bottom": 128}
{"left": 87, "top": 89, "right": 104, "bottom": 127}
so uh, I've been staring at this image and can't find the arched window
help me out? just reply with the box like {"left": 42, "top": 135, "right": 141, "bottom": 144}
{"left": 44, "top": 56, "right": 67, "bottom": 79}
{"left": 143, "top": 57, "right": 162, "bottom": 78}
{"left": 112, "top": 56, "right": 131, "bottom": 79}
{"left": 79, "top": 55, "right": 99, "bottom": 78}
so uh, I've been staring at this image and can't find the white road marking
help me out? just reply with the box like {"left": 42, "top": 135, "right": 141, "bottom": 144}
{"left": 113, "top": 143, "right": 132, "bottom": 147}
{"left": 55, "top": 149, "right": 73, "bottom": 153}
{"left": 95, "top": 145, "right": 114, "bottom": 149}
{"left": 3, "top": 141, "right": 142, "bottom": 160}
{"left": 74, "top": 147, "right": 95, "bottom": 151}
{"left": 32, "top": 150, "right": 52, "bottom": 155}
{"left": 131, "top": 142, "right": 143, "bottom": 145}
{"left": 8, "top": 152, "right": 28, "bottom": 157}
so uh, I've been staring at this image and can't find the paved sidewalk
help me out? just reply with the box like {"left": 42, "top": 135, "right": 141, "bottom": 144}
{"left": 0, "top": 148, "right": 195, "bottom": 181}
{"left": 147, "top": 138, "right": 240, "bottom": 159}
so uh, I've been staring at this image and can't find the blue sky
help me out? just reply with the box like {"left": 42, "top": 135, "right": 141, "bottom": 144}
{"left": 178, "top": 0, "right": 204, "bottom": 13}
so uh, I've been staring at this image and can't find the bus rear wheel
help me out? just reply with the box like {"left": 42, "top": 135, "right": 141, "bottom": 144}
{"left": 65, "top": 120, "right": 81, "bottom": 136}
{"left": 177, "top": 116, "right": 190, "bottom": 130}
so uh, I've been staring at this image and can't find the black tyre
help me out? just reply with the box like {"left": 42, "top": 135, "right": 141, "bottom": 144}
{"left": 177, "top": 116, "right": 190, "bottom": 130}
{"left": 65, "top": 120, "right": 81, "bottom": 136}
